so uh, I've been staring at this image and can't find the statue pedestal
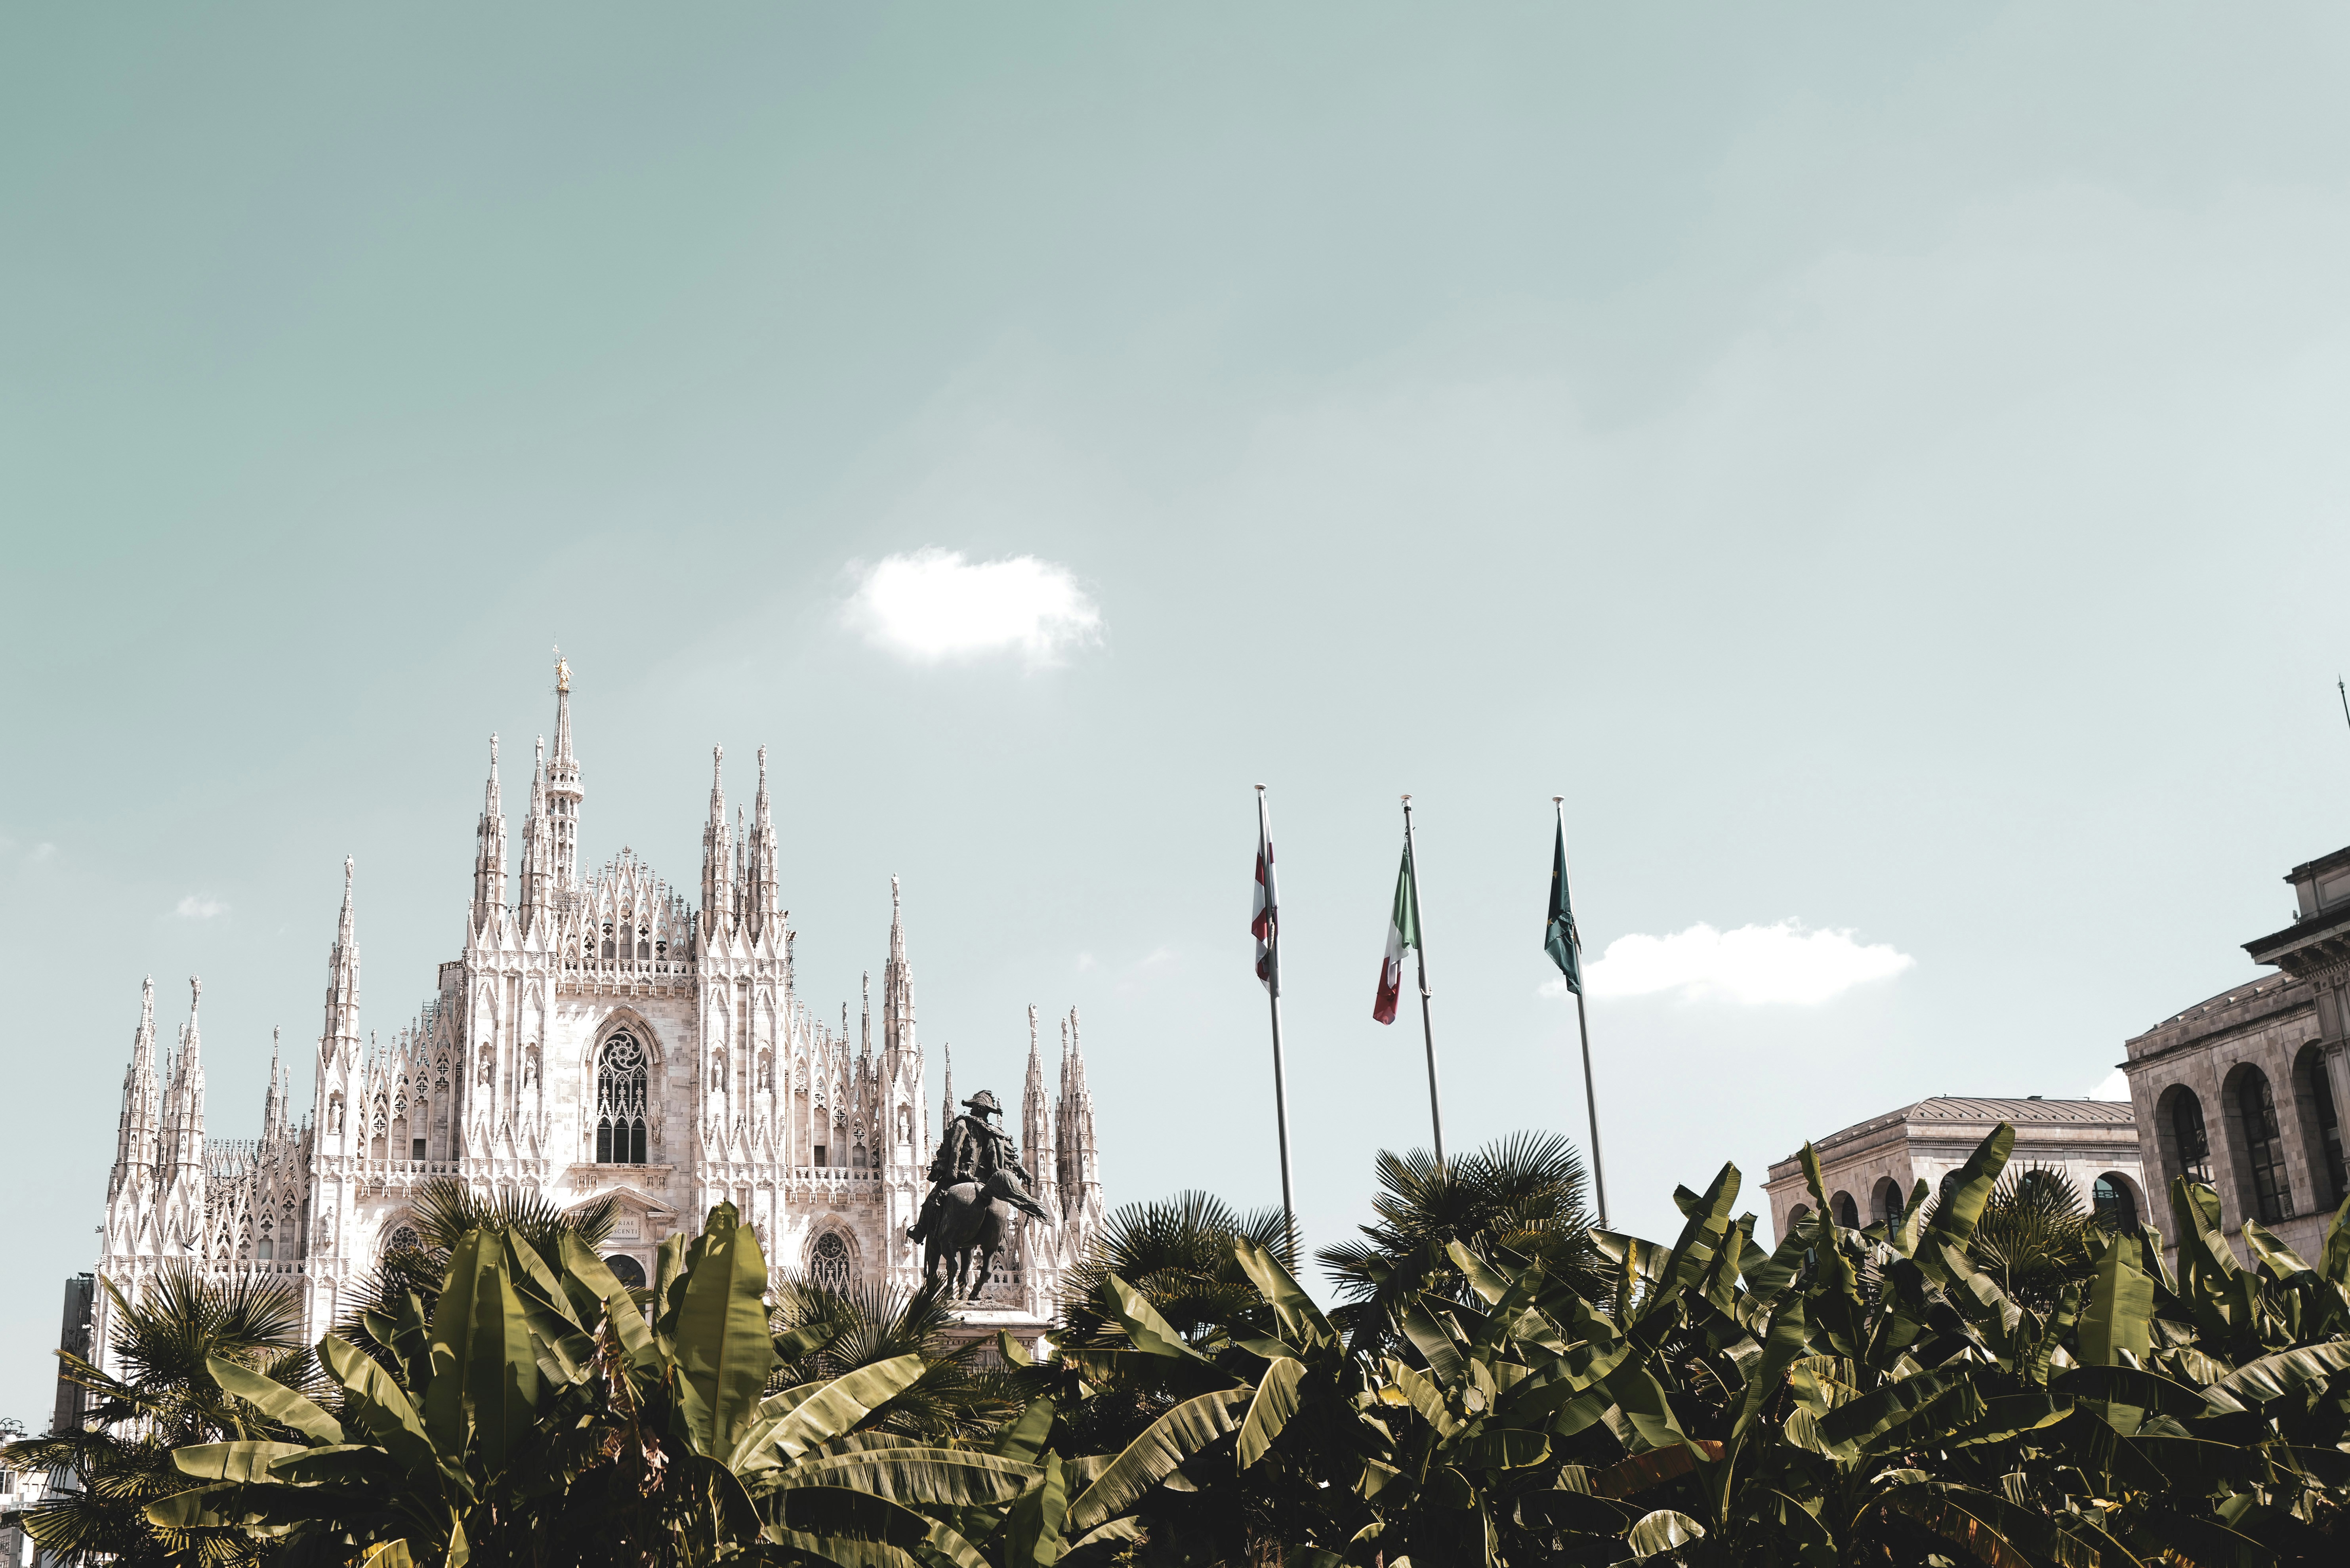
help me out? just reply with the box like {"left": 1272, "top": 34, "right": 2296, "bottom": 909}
{"left": 944, "top": 1305, "right": 1053, "bottom": 1369}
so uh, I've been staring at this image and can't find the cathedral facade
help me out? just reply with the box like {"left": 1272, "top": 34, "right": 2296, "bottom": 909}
{"left": 89, "top": 661, "right": 1105, "bottom": 1358}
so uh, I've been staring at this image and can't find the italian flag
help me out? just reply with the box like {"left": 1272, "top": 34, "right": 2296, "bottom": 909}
{"left": 1372, "top": 838, "right": 1421, "bottom": 1024}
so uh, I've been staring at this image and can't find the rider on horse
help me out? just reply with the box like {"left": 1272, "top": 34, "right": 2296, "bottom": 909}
{"left": 908, "top": 1089, "right": 1055, "bottom": 1246}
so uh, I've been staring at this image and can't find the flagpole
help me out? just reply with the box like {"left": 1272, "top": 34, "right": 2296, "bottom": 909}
{"left": 1256, "top": 786, "right": 1298, "bottom": 1257}
{"left": 1556, "top": 796, "right": 1609, "bottom": 1229}
{"left": 1402, "top": 794, "right": 1445, "bottom": 1165}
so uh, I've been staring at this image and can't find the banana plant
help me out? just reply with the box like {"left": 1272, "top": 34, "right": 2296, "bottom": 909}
{"left": 154, "top": 1204, "right": 1026, "bottom": 1567}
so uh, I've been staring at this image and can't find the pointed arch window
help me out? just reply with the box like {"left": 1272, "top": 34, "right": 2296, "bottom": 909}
{"left": 596, "top": 1032, "right": 650, "bottom": 1165}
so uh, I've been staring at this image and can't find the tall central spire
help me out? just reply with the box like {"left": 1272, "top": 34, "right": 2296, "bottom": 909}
{"left": 545, "top": 649, "right": 583, "bottom": 891}
{"left": 882, "top": 874, "right": 917, "bottom": 1061}
{"left": 322, "top": 857, "right": 362, "bottom": 1062}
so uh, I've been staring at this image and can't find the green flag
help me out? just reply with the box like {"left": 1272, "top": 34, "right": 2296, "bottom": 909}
{"left": 1545, "top": 811, "right": 1581, "bottom": 994}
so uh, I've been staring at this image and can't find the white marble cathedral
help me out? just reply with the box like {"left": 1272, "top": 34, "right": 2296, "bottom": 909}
{"left": 90, "top": 659, "right": 1105, "bottom": 1351}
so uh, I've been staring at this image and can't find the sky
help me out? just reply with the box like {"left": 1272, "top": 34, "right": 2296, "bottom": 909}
{"left": 8, "top": 4, "right": 2350, "bottom": 1427}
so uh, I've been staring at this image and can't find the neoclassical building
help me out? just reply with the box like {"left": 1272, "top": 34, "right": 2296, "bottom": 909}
{"left": 2119, "top": 842, "right": 2350, "bottom": 1264}
{"left": 86, "top": 660, "right": 1105, "bottom": 1364}
{"left": 1762, "top": 1097, "right": 2146, "bottom": 1244}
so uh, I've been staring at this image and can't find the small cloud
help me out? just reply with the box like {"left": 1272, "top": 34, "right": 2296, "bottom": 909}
{"left": 845, "top": 549, "right": 1101, "bottom": 668}
{"left": 176, "top": 895, "right": 229, "bottom": 919}
{"left": 1574, "top": 919, "right": 1913, "bottom": 1005}
{"left": 1113, "top": 945, "right": 1180, "bottom": 996}
{"left": 2086, "top": 1068, "right": 2130, "bottom": 1101}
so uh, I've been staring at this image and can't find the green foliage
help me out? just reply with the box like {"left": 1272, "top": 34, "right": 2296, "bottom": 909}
{"left": 1316, "top": 1130, "right": 1605, "bottom": 1332}
{"left": 1055, "top": 1125, "right": 2350, "bottom": 1567}
{"left": 65, "top": 1129, "right": 2350, "bottom": 1567}
{"left": 2, "top": 1265, "right": 314, "bottom": 1565}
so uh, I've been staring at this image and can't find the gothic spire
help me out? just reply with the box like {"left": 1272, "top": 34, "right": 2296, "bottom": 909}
{"left": 519, "top": 738, "right": 551, "bottom": 931}
{"left": 883, "top": 874, "right": 916, "bottom": 1059}
{"left": 860, "top": 971, "right": 872, "bottom": 1058}
{"left": 111, "top": 977, "right": 162, "bottom": 1194}
{"left": 322, "top": 857, "right": 361, "bottom": 1062}
{"left": 1059, "top": 1005, "right": 1099, "bottom": 1203}
{"left": 701, "top": 745, "right": 733, "bottom": 933}
{"left": 164, "top": 976, "right": 206, "bottom": 1172}
{"left": 473, "top": 732, "right": 507, "bottom": 929}
{"left": 545, "top": 651, "right": 583, "bottom": 891}
{"left": 940, "top": 1040, "right": 955, "bottom": 1130}
{"left": 1023, "top": 1003, "right": 1055, "bottom": 1203}
{"left": 747, "top": 744, "right": 780, "bottom": 937}
{"left": 263, "top": 1026, "right": 287, "bottom": 1140}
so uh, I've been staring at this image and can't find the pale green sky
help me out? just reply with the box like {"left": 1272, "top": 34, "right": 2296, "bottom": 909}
{"left": 8, "top": 5, "right": 2350, "bottom": 1423}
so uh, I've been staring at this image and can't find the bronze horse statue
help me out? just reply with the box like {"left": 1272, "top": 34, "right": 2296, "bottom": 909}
{"left": 920, "top": 1174, "right": 1048, "bottom": 1299}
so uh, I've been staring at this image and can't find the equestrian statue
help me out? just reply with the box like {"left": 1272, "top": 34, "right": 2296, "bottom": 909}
{"left": 908, "top": 1089, "right": 1056, "bottom": 1299}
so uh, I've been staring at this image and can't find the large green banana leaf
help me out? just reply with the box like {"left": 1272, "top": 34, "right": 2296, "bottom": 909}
{"left": 672, "top": 1202, "right": 781, "bottom": 1459}
{"left": 1064, "top": 1387, "right": 1249, "bottom": 1532}
{"left": 205, "top": 1355, "right": 346, "bottom": 1444}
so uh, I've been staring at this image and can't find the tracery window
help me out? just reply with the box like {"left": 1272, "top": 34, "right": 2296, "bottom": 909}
{"left": 809, "top": 1232, "right": 851, "bottom": 1289}
{"left": 596, "top": 1032, "right": 650, "bottom": 1165}
{"left": 2236, "top": 1068, "right": 2292, "bottom": 1224}
{"left": 602, "top": 921, "right": 616, "bottom": 960}
{"left": 389, "top": 1226, "right": 420, "bottom": 1252}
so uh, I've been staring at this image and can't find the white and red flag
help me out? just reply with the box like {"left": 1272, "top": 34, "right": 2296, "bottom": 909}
{"left": 1372, "top": 837, "right": 1421, "bottom": 1024}
{"left": 1252, "top": 790, "right": 1280, "bottom": 995}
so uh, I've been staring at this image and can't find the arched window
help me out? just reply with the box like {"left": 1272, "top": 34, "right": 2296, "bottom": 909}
{"left": 2169, "top": 1090, "right": 2212, "bottom": 1184}
{"left": 605, "top": 1254, "right": 647, "bottom": 1288}
{"left": 1786, "top": 1203, "right": 1812, "bottom": 1237}
{"left": 2235, "top": 1068, "right": 2292, "bottom": 1223}
{"left": 2092, "top": 1175, "right": 2138, "bottom": 1231}
{"left": 601, "top": 921, "right": 616, "bottom": 960}
{"left": 596, "top": 1032, "right": 650, "bottom": 1165}
{"left": 1873, "top": 1177, "right": 1905, "bottom": 1229}
{"left": 2307, "top": 1048, "right": 2346, "bottom": 1209}
{"left": 809, "top": 1231, "right": 851, "bottom": 1289}
{"left": 1831, "top": 1191, "right": 1858, "bottom": 1229}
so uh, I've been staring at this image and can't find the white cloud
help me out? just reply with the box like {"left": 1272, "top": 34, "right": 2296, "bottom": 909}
{"left": 1551, "top": 920, "right": 1913, "bottom": 1005}
{"left": 845, "top": 549, "right": 1100, "bottom": 668}
{"left": 2086, "top": 1068, "right": 2130, "bottom": 1101}
{"left": 176, "top": 895, "right": 228, "bottom": 919}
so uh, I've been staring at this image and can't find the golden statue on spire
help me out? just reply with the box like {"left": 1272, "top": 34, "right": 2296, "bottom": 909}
{"left": 553, "top": 644, "right": 571, "bottom": 694}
